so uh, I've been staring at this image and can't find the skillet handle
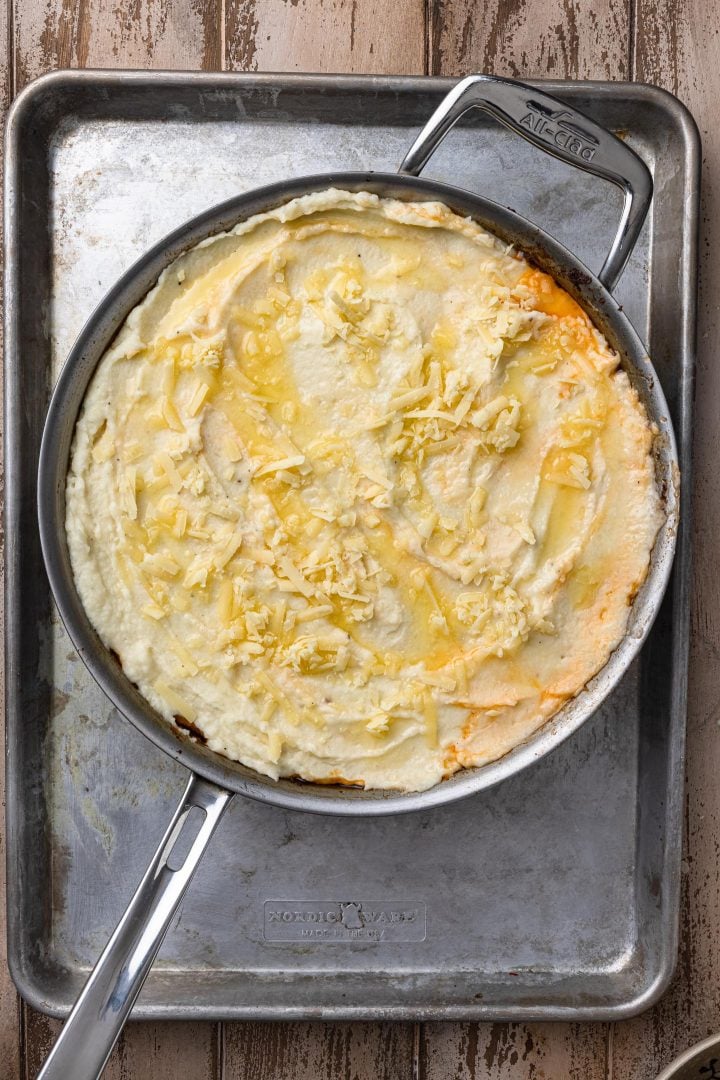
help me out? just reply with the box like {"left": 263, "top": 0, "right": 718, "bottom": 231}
{"left": 37, "top": 773, "right": 233, "bottom": 1080}
{"left": 399, "top": 74, "right": 652, "bottom": 292}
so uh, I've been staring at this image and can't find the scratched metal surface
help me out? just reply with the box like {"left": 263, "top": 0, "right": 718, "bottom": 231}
{"left": 4, "top": 74, "right": 695, "bottom": 1020}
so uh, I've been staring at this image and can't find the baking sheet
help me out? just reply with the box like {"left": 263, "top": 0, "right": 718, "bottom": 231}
{"left": 4, "top": 72, "right": 698, "bottom": 1020}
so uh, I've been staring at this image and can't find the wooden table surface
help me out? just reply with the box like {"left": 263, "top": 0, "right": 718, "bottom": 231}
{"left": 1, "top": 1, "right": 716, "bottom": 1077}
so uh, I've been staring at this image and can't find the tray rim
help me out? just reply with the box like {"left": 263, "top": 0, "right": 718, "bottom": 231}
{"left": 4, "top": 68, "right": 700, "bottom": 1022}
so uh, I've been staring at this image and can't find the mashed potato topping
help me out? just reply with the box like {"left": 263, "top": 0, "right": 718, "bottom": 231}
{"left": 66, "top": 190, "right": 663, "bottom": 791}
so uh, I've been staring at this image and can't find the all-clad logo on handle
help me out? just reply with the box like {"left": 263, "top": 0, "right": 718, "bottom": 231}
{"left": 263, "top": 900, "right": 427, "bottom": 943}
{"left": 519, "top": 99, "right": 600, "bottom": 162}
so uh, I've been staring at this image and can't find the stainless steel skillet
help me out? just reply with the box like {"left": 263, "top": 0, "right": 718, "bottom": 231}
{"left": 34, "top": 75, "right": 678, "bottom": 1079}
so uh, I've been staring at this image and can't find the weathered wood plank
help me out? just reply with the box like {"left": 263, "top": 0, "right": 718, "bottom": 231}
{"left": 12, "top": 1, "right": 222, "bottom": 1076}
{"left": 609, "top": 1, "right": 720, "bottom": 1072}
{"left": 428, "top": 0, "right": 630, "bottom": 80}
{"left": 22, "top": 1012, "right": 221, "bottom": 1080}
{"left": 21, "top": 1011, "right": 61, "bottom": 1080}
{"left": 225, "top": 0, "right": 425, "bottom": 75}
{"left": 222, "top": 1022, "right": 416, "bottom": 1080}
{"left": 102, "top": 1022, "right": 221, "bottom": 1080}
{"left": 13, "top": 0, "right": 221, "bottom": 87}
{"left": 1, "top": 0, "right": 23, "bottom": 1073}
{"left": 421, "top": 1022, "right": 607, "bottom": 1080}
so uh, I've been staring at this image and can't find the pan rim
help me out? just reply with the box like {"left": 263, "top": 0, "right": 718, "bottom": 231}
{"left": 37, "top": 171, "right": 679, "bottom": 816}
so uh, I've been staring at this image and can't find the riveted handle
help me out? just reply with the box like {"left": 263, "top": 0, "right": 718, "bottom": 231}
{"left": 37, "top": 773, "right": 233, "bottom": 1080}
{"left": 400, "top": 74, "right": 653, "bottom": 292}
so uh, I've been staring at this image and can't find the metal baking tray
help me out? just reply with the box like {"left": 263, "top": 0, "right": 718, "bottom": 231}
{"left": 4, "top": 71, "right": 698, "bottom": 1021}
